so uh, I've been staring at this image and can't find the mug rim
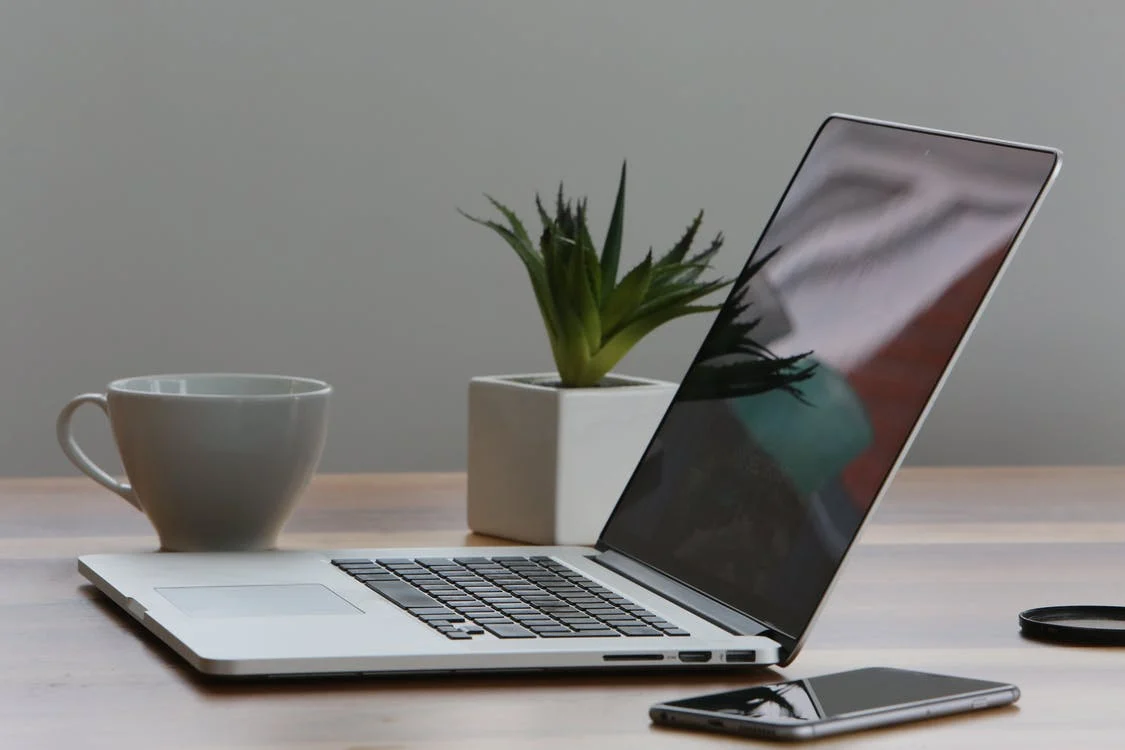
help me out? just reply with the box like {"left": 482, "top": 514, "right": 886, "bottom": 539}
{"left": 107, "top": 373, "right": 332, "bottom": 399}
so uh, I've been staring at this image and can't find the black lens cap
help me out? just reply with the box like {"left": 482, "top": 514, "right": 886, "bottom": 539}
{"left": 1019, "top": 605, "right": 1125, "bottom": 645}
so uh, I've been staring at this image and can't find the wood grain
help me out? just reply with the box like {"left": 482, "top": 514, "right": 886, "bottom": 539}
{"left": 2, "top": 468, "right": 1124, "bottom": 749}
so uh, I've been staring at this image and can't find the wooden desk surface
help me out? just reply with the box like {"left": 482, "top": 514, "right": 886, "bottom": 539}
{"left": 3, "top": 468, "right": 1124, "bottom": 749}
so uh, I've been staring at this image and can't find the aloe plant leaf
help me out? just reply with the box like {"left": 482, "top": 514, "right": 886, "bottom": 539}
{"left": 484, "top": 194, "right": 534, "bottom": 251}
{"left": 601, "top": 251, "right": 653, "bottom": 335}
{"left": 655, "top": 211, "right": 703, "bottom": 267}
{"left": 568, "top": 226, "right": 602, "bottom": 354}
{"left": 575, "top": 199, "right": 601, "bottom": 303}
{"left": 684, "top": 231, "right": 724, "bottom": 266}
{"left": 555, "top": 182, "right": 580, "bottom": 240}
{"left": 649, "top": 261, "right": 712, "bottom": 296}
{"left": 585, "top": 303, "right": 715, "bottom": 382}
{"left": 459, "top": 208, "right": 558, "bottom": 339}
{"left": 600, "top": 161, "right": 627, "bottom": 297}
{"left": 611, "top": 279, "right": 732, "bottom": 338}
{"left": 554, "top": 274, "right": 594, "bottom": 386}
{"left": 677, "top": 232, "right": 724, "bottom": 283}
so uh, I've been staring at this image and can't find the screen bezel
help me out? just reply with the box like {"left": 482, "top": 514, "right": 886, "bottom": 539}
{"left": 595, "top": 114, "right": 1062, "bottom": 665}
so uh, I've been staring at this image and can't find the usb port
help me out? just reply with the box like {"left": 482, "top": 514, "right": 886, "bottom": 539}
{"left": 678, "top": 650, "right": 712, "bottom": 663}
{"left": 724, "top": 650, "right": 758, "bottom": 663}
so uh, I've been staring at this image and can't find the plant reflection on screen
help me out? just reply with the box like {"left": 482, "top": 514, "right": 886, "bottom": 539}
{"left": 678, "top": 245, "right": 817, "bottom": 403}
{"left": 738, "top": 683, "right": 805, "bottom": 719}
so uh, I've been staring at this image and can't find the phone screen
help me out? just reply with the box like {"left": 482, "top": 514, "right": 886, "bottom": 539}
{"left": 664, "top": 668, "right": 1009, "bottom": 723}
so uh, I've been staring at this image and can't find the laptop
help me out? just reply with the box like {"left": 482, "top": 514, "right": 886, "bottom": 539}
{"left": 78, "top": 115, "right": 1060, "bottom": 677}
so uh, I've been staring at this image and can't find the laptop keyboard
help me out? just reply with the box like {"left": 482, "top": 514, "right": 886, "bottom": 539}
{"left": 332, "top": 555, "right": 691, "bottom": 640}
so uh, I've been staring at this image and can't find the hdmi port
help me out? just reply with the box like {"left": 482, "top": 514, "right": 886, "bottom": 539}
{"left": 678, "top": 651, "right": 712, "bottom": 663}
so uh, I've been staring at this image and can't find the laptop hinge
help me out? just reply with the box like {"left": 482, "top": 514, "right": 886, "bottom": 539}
{"left": 591, "top": 550, "right": 771, "bottom": 637}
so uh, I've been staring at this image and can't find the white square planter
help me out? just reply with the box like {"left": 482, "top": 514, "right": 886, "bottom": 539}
{"left": 467, "top": 373, "right": 676, "bottom": 545}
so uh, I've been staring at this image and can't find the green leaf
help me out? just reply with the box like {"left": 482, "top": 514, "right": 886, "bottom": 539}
{"left": 600, "top": 161, "right": 627, "bottom": 298}
{"left": 459, "top": 208, "right": 558, "bottom": 340}
{"left": 575, "top": 199, "right": 601, "bottom": 303}
{"left": 554, "top": 267, "right": 593, "bottom": 386}
{"left": 585, "top": 304, "right": 715, "bottom": 383}
{"left": 484, "top": 194, "right": 534, "bottom": 251}
{"left": 655, "top": 211, "right": 703, "bottom": 267}
{"left": 600, "top": 251, "right": 653, "bottom": 335}
{"left": 555, "top": 182, "right": 577, "bottom": 239}
{"left": 678, "top": 232, "right": 724, "bottom": 282}
{"left": 649, "top": 261, "right": 712, "bottom": 295}
{"left": 612, "top": 279, "right": 731, "bottom": 337}
{"left": 568, "top": 226, "right": 602, "bottom": 354}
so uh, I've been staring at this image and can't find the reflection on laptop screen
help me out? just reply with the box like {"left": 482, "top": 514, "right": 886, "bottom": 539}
{"left": 599, "top": 117, "right": 1058, "bottom": 641}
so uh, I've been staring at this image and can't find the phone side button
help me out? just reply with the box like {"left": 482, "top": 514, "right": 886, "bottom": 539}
{"left": 971, "top": 698, "right": 988, "bottom": 709}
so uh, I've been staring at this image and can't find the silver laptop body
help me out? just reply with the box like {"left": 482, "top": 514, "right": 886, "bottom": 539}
{"left": 79, "top": 115, "right": 1060, "bottom": 677}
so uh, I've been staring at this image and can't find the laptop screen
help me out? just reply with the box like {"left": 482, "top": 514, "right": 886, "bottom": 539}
{"left": 598, "top": 116, "right": 1058, "bottom": 647}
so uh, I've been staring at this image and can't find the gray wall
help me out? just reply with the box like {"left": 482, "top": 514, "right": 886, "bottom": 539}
{"left": 1, "top": 1, "right": 1118, "bottom": 477}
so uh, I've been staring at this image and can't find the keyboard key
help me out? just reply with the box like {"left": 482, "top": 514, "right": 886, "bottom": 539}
{"left": 409, "top": 607, "right": 459, "bottom": 617}
{"left": 511, "top": 615, "right": 556, "bottom": 625}
{"left": 571, "top": 621, "right": 613, "bottom": 630}
{"left": 331, "top": 558, "right": 373, "bottom": 566}
{"left": 416, "top": 558, "right": 455, "bottom": 566}
{"left": 557, "top": 616, "right": 600, "bottom": 625}
{"left": 641, "top": 617, "right": 673, "bottom": 627}
{"left": 618, "top": 626, "right": 663, "bottom": 637}
{"left": 444, "top": 631, "right": 473, "bottom": 640}
{"left": 473, "top": 616, "right": 513, "bottom": 625}
{"left": 482, "top": 623, "right": 536, "bottom": 639}
{"left": 375, "top": 558, "right": 417, "bottom": 566}
{"left": 459, "top": 625, "right": 485, "bottom": 635}
{"left": 542, "top": 606, "right": 581, "bottom": 616}
{"left": 365, "top": 581, "right": 442, "bottom": 610}
{"left": 452, "top": 557, "right": 490, "bottom": 564}
{"left": 479, "top": 597, "right": 521, "bottom": 606}
{"left": 529, "top": 625, "right": 571, "bottom": 634}
{"left": 419, "top": 613, "right": 465, "bottom": 623}
{"left": 662, "top": 628, "right": 691, "bottom": 637}
{"left": 455, "top": 606, "right": 496, "bottom": 615}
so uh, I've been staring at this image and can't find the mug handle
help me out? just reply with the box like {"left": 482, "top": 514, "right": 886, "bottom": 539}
{"left": 56, "top": 393, "right": 142, "bottom": 511}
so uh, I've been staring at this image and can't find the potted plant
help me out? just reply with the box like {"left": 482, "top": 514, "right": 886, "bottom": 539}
{"left": 460, "top": 162, "right": 731, "bottom": 544}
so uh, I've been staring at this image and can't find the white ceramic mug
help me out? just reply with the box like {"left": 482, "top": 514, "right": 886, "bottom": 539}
{"left": 56, "top": 373, "right": 331, "bottom": 551}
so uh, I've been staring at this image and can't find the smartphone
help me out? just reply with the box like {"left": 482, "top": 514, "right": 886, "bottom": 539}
{"left": 650, "top": 667, "right": 1019, "bottom": 741}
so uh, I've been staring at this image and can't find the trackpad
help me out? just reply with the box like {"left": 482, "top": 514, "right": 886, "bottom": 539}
{"left": 156, "top": 584, "right": 362, "bottom": 617}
